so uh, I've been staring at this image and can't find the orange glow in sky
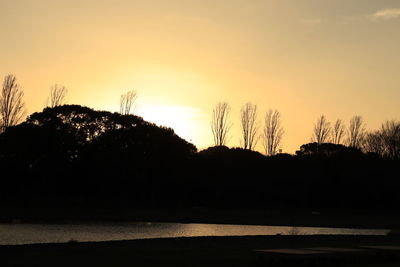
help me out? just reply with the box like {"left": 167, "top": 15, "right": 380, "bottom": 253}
{"left": 1, "top": 0, "right": 399, "bottom": 153}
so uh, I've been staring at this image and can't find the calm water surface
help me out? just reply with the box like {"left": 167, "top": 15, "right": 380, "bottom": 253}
{"left": 0, "top": 222, "right": 389, "bottom": 245}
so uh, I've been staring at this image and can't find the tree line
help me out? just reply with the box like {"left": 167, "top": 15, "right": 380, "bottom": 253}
{"left": 211, "top": 101, "right": 284, "bottom": 156}
{"left": 1, "top": 104, "right": 399, "bottom": 213}
{"left": 210, "top": 101, "right": 399, "bottom": 160}
{"left": 310, "top": 114, "right": 400, "bottom": 159}
{"left": 0, "top": 75, "right": 399, "bottom": 216}
{"left": 1, "top": 74, "right": 399, "bottom": 160}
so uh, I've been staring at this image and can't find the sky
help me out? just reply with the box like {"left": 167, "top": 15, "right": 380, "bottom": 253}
{"left": 1, "top": 0, "right": 399, "bottom": 153}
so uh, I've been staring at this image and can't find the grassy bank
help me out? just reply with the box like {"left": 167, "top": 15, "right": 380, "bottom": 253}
{"left": 1, "top": 235, "right": 400, "bottom": 267}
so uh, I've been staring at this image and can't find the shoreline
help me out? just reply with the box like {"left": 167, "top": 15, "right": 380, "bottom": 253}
{"left": 1, "top": 235, "right": 400, "bottom": 266}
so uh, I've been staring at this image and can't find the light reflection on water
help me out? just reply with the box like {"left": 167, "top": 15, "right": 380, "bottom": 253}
{"left": 0, "top": 222, "right": 389, "bottom": 245}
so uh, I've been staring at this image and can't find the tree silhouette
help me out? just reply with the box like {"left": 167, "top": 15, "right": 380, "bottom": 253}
{"left": 211, "top": 102, "right": 232, "bottom": 146}
{"left": 311, "top": 115, "right": 331, "bottom": 144}
{"left": 47, "top": 84, "right": 67, "bottom": 107}
{"left": 27, "top": 105, "right": 145, "bottom": 145}
{"left": 380, "top": 120, "right": 400, "bottom": 159}
{"left": 296, "top": 142, "right": 363, "bottom": 158}
{"left": 347, "top": 115, "right": 365, "bottom": 148}
{"left": 18, "top": 104, "right": 197, "bottom": 173}
{"left": 120, "top": 90, "right": 137, "bottom": 115}
{"left": 364, "top": 130, "right": 385, "bottom": 156}
{"left": 0, "top": 74, "right": 26, "bottom": 133}
{"left": 263, "top": 109, "right": 284, "bottom": 156}
{"left": 240, "top": 102, "right": 259, "bottom": 150}
{"left": 331, "top": 119, "right": 346, "bottom": 145}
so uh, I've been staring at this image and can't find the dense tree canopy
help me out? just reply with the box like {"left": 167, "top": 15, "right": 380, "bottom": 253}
{"left": 0, "top": 105, "right": 196, "bottom": 205}
{"left": 296, "top": 142, "right": 364, "bottom": 159}
{"left": 23, "top": 105, "right": 196, "bottom": 156}
{"left": 0, "top": 105, "right": 399, "bottom": 217}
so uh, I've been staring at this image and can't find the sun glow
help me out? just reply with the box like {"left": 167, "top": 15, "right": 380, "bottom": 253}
{"left": 139, "top": 105, "right": 204, "bottom": 145}
{"left": 2, "top": 1, "right": 399, "bottom": 153}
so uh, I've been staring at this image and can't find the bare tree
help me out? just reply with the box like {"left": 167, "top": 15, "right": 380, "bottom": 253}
{"left": 120, "top": 90, "right": 137, "bottom": 115}
{"left": 363, "top": 131, "right": 385, "bottom": 156}
{"left": 311, "top": 115, "right": 331, "bottom": 144}
{"left": 331, "top": 119, "right": 346, "bottom": 145}
{"left": 363, "top": 120, "right": 400, "bottom": 159}
{"left": 263, "top": 109, "right": 284, "bottom": 156}
{"left": 48, "top": 84, "right": 67, "bottom": 107}
{"left": 0, "top": 74, "right": 26, "bottom": 133}
{"left": 347, "top": 115, "right": 365, "bottom": 148}
{"left": 380, "top": 120, "right": 400, "bottom": 159}
{"left": 211, "top": 102, "right": 232, "bottom": 146}
{"left": 240, "top": 102, "right": 259, "bottom": 150}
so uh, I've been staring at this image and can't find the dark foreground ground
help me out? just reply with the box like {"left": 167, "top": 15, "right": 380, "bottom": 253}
{"left": 1, "top": 235, "right": 400, "bottom": 267}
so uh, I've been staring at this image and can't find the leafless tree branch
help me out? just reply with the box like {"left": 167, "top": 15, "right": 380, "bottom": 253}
{"left": 311, "top": 115, "right": 331, "bottom": 144}
{"left": 363, "top": 130, "right": 385, "bottom": 155}
{"left": 48, "top": 84, "right": 67, "bottom": 107}
{"left": 331, "top": 119, "right": 346, "bottom": 145}
{"left": 240, "top": 102, "right": 259, "bottom": 150}
{"left": 0, "top": 74, "right": 26, "bottom": 133}
{"left": 120, "top": 90, "right": 137, "bottom": 115}
{"left": 380, "top": 120, "right": 400, "bottom": 159}
{"left": 263, "top": 109, "right": 284, "bottom": 156}
{"left": 211, "top": 102, "right": 232, "bottom": 146}
{"left": 347, "top": 115, "right": 365, "bottom": 148}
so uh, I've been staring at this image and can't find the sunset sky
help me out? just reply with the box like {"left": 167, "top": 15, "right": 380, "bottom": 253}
{"left": 1, "top": 0, "right": 399, "bottom": 153}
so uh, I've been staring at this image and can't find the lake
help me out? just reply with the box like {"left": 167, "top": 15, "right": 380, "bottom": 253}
{"left": 0, "top": 222, "right": 389, "bottom": 245}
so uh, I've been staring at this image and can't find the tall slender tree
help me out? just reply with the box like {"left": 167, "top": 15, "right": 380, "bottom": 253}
{"left": 211, "top": 102, "right": 232, "bottom": 146}
{"left": 311, "top": 115, "right": 331, "bottom": 144}
{"left": 240, "top": 102, "right": 259, "bottom": 150}
{"left": 0, "top": 74, "right": 26, "bottom": 133}
{"left": 331, "top": 119, "right": 346, "bottom": 144}
{"left": 120, "top": 90, "right": 137, "bottom": 115}
{"left": 48, "top": 84, "right": 67, "bottom": 107}
{"left": 263, "top": 109, "right": 284, "bottom": 156}
{"left": 347, "top": 115, "right": 365, "bottom": 148}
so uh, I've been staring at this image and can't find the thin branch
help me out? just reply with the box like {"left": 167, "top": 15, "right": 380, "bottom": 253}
{"left": 211, "top": 102, "right": 232, "bottom": 146}
{"left": 0, "top": 74, "right": 26, "bottom": 132}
